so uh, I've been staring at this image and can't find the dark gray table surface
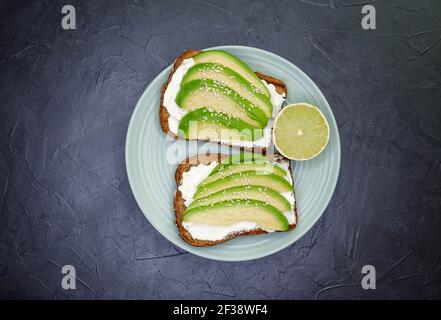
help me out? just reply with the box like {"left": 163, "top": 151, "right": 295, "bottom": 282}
{"left": 0, "top": 0, "right": 440, "bottom": 299}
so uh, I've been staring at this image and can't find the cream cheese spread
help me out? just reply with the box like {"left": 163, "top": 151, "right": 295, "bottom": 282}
{"left": 164, "top": 58, "right": 195, "bottom": 134}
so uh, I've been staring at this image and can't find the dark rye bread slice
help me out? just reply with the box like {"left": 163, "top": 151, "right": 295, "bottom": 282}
{"left": 174, "top": 154, "right": 297, "bottom": 247}
{"left": 159, "top": 49, "right": 288, "bottom": 152}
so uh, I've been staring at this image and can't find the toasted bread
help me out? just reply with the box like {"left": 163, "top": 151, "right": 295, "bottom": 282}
{"left": 159, "top": 49, "right": 288, "bottom": 152}
{"left": 174, "top": 153, "right": 297, "bottom": 247}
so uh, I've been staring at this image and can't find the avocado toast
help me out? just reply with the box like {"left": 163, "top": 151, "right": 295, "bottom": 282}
{"left": 159, "top": 49, "right": 287, "bottom": 151}
{"left": 174, "top": 153, "right": 297, "bottom": 246}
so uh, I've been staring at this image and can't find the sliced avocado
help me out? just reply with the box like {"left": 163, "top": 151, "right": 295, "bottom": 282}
{"left": 187, "top": 185, "right": 292, "bottom": 212}
{"left": 193, "top": 50, "right": 270, "bottom": 98}
{"left": 201, "top": 162, "right": 287, "bottom": 186}
{"left": 182, "top": 63, "right": 273, "bottom": 117}
{"left": 178, "top": 108, "right": 264, "bottom": 141}
{"left": 183, "top": 199, "right": 289, "bottom": 231}
{"left": 176, "top": 79, "right": 267, "bottom": 128}
{"left": 209, "top": 152, "right": 268, "bottom": 175}
{"left": 194, "top": 171, "right": 292, "bottom": 200}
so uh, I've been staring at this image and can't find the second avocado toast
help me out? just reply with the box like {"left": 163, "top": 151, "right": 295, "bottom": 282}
{"left": 174, "top": 153, "right": 297, "bottom": 246}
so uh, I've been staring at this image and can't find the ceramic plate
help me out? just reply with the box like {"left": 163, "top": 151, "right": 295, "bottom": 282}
{"left": 126, "top": 45, "right": 341, "bottom": 261}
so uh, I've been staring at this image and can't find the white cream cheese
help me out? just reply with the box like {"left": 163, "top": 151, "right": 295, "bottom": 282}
{"left": 182, "top": 221, "right": 262, "bottom": 242}
{"left": 179, "top": 159, "right": 296, "bottom": 241}
{"left": 164, "top": 58, "right": 195, "bottom": 133}
{"left": 178, "top": 161, "right": 217, "bottom": 207}
{"left": 163, "top": 59, "right": 286, "bottom": 148}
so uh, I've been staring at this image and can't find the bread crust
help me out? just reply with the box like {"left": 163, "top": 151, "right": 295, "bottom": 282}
{"left": 174, "top": 154, "right": 298, "bottom": 247}
{"left": 159, "top": 49, "right": 288, "bottom": 152}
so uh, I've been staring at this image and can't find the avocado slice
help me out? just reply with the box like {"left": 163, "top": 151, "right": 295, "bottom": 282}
{"left": 182, "top": 63, "right": 273, "bottom": 118}
{"left": 187, "top": 186, "right": 292, "bottom": 212}
{"left": 201, "top": 162, "right": 287, "bottom": 186}
{"left": 176, "top": 79, "right": 268, "bottom": 128}
{"left": 193, "top": 50, "right": 270, "bottom": 98}
{"left": 183, "top": 199, "right": 289, "bottom": 231}
{"left": 178, "top": 108, "right": 264, "bottom": 141}
{"left": 194, "top": 171, "right": 292, "bottom": 200}
{"left": 209, "top": 152, "right": 268, "bottom": 175}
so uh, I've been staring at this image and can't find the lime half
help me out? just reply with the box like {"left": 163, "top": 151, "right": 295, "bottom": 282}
{"left": 273, "top": 103, "right": 330, "bottom": 160}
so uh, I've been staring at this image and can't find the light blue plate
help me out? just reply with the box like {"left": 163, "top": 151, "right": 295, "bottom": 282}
{"left": 126, "top": 45, "right": 341, "bottom": 261}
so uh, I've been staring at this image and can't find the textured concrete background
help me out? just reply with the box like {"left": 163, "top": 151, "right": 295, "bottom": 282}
{"left": 0, "top": 0, "right": 440, "bottom": 299}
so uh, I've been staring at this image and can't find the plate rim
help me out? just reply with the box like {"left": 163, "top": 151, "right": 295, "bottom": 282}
{"left": 125, "top": 45, "right": 341, "bottom": 261}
